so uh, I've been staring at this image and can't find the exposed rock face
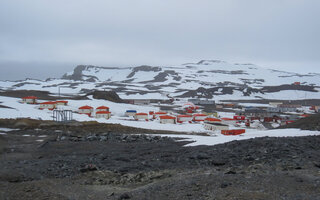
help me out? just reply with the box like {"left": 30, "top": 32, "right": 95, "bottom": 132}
{"left": 177, "top": 86, "right": 241, "bottom": 98}
{"left": 177, "top": 84, "right": 318, "bottom": 98}
{"left": 127, "top": 65, "right": 162, "bottom": 78}
{"left": 261, "top": 84, "right": 317, "bottom": 93}
{"left": 86, "top": 90, "right": 123, "bottom": 103}
{"left": 280, "top": 113, "right": 320, "bottom": 130}
{"left": 62, "top": 65, "right": 87, "bottom": 81}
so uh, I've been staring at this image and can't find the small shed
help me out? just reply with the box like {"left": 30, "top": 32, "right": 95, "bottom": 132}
{"left": 159, "top": 115, "right": 176, "bottom": 124}
{"left": 134, "top": 113, "right": 149, "bottom": 121}
{"left": 78, "top": 105, "right": 93, "bottom": 116}
{"left": 125, "top": 110, "right": 137, "bottom": 117}
{"left": 22, "top": 96, "right": 37, "bottom": 104}
{"left": 193, "top": 114, "right": 207, "bottom": 122}
{"left": 39, "top": 101, "right": 56, "bottom": 110}
{"left": 96, "top": 111, "right": 111, "bottom": 119}
{"left": 55, "top": 100, "right": 68, "bottom": 106}
{"left": 177, "top": 115, "right": 193, "bottom": 123}
{"left": 96, "top": 106, "right": 109, "bottom": 112}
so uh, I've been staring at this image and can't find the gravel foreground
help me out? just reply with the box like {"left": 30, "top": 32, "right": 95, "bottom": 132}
{"left": 0, "top": 122, "right": 320, "bottom": 200}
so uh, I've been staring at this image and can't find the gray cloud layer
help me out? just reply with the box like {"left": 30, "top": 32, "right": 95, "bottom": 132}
{"left": 0, "top": 0, "right": 319, "bottom": 80}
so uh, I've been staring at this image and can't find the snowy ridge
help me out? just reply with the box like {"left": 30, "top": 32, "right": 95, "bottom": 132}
{"left": 1, "top": 60, "right": 320, "bottom": 100}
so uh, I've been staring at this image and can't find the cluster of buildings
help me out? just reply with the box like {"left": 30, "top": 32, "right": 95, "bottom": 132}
{"left": 78, "top": 105, "right": 111, "bottom": 119}
{"left": 21, "top": 96, "right": 112, "bottom": 119}
{"left": 21, "top": 96, "right": 68, "bottom": 111}
{"left": 20, "top": 95, "right": 317, "bottom": 135}
{"left": 123, "top": 109, "right": 246, "bottom": 135}
{"left": 124, "top": 110, "right": 208, "bottom": 124}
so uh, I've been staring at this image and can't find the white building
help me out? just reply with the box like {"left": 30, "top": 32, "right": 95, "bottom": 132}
{"left": 39, "top": 101, "right": 56, "bottom": 110}
{"left": 193, "top": 114, "right": 207, "bottom": 122}
{"left": 78, "top": 105, "right": 94, "bottom": 117}
{"left": 21, "top": 96, "right": 37, "bottom": 104}
{"left": 55, "top": 100, "right": 68, "bottom": 106}
{"left": 134, "top": 113, "right": 149, "bottom": 121}
{"left": 177, "top": 115, "right": 193, "bottom": 123}
{"left": 221, "top": 118, "right": 238, "bottom": 125}
{"left": 96, "top": 111, "right": 111, "bottom": 119}
{"left": 125, "top": 110, "right": 137, "bottom": 117}
{"left": 203, "top": 122, "right": 229, "bottom": 131}
{"left": 188, "top": 99, "right": 215, "bottom": 105}
{"left": 153, "top": 112, "right": 167, "bottom": 119}
{"left": 160, "top": 115, "right": 176, "bottom": 124}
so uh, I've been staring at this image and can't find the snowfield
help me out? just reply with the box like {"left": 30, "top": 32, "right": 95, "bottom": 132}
{"left": 1, "top": 95, "right": 320, "bottom": 146}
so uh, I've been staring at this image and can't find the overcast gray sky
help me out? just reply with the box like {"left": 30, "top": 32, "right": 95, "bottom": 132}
{"left": 0, "top": 0, "right": 319, "bottom": 80}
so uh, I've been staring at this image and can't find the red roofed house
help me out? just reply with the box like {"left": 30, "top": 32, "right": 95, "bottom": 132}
{"left": 96, "top": 111, "right": 111, "bottom": 119}
{"left": 159, "top": 115, "right": 176, "bottom": 124}
{"left": 96, "top": 106, "right": 109, "bottom": 112}
{"left": 78, "top": 105, "right": 93, "bottom": 117}
{"left": 134, "top": 113, "right": 149, "bottom": 121}
{"left": 39, "top": 101, "right": 56, "bottom": 110}
{"left": 55, "top": 100, "right": 68, "bottom": 106}
{"left": 177, "top": 115, "right": 193, "bottom": 123}
{"left": 153, "top": 111, "right": 167, "bottom": 119}
{"left": 192, "top": 113, "right": 207, "bottom": 122}
{"left": 21, "top": 96, "right": 37, "bottom": 104}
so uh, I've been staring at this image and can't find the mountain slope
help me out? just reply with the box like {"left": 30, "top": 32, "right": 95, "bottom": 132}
{"left": 1, "top": 60, "right": 320, "bottom": 101}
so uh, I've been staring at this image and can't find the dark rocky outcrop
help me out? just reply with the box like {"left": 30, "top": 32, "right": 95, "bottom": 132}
{"left": 86, "top": 90, "right": 123, "bottom": 103}
{"left": 126, "top": 66, "right": 162, "bottom": 78}
{"left": 62, "top": 65, "right": 87, "bottom": 81}
{"left": 261, "top": 84, "right": 317, "bottom": 93}
{"left": 177, "top": 86, "right": 237, "bottom": 98}
{"left": 279, "top": 113, "right": 320, "bottom": 131}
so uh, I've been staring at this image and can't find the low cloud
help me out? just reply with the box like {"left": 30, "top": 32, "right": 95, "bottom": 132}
{"left": 0, "top": 0, "right": 319, "bottom": 80}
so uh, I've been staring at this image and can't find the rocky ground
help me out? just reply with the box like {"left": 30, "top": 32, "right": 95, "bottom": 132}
{"left": 0, "top": 120, "right": 320, "bottom": 199}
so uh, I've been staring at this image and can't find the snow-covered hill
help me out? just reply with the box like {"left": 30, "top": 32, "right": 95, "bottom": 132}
{"left": 1, "top": 60, "right": 320, "bottom": 101}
